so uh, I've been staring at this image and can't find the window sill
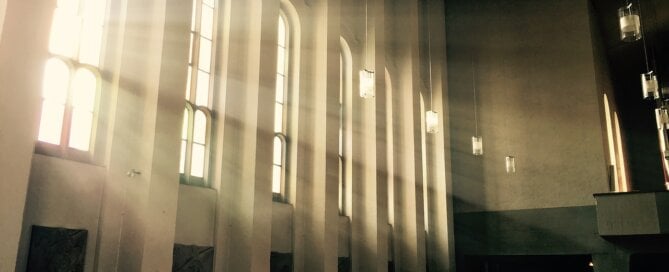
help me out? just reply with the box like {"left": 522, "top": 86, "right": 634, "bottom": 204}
{"left": 34, "top": 141, "right": 98, "bottom": 166}
{"left": 179, "top": 174, "right": 210, "bottom": 188}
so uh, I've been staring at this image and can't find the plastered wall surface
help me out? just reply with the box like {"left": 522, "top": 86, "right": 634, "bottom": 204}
{"left": 175, "top": 185, "right": 217, "bottom": 246}
{"left": 17, "top": 154, "right": 105, "bottom": 272}
{"left": 448, "top": 0, "right": 609, "bottom": 213}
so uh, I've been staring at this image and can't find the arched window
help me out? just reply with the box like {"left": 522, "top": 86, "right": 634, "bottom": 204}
{"left": 37, "top": 0, "right": 106, "bottom": 158}
{"left": 273, "top": 13, "right": 289, "bottom": 200}
{"left": 420, "top": 93, "right": 429, "bottom": 231}
{"left": 338, "top": 52, "right": 344, "bottom": 213}
{"left": 338, "top": 37, "right": 352, "bottom": 215}
{"left": 180, "top": 0, "right": 217, "bottom": 186}
{"left": 603, "top": 93, "right": 628, "bottom": 192}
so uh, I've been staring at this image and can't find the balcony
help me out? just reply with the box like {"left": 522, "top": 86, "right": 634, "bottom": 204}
{"left": 594, "top": 191, "right": 669, "bottom": 236}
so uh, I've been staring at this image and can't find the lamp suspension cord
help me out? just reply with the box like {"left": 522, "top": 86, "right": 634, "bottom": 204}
{"left": 647, "top": 0, "right": 659, "bottom": 75}
{"left": 427, "top": 0, "right": 434, "bottom": 110}
{"left": 472, "top": 61, "right": 478, "bottom": 136}
{"left": 637, "top": 0, "right": 650, "bottom": 72}
{"left": 365, "top": 0, "right": 368, "bottom": 68}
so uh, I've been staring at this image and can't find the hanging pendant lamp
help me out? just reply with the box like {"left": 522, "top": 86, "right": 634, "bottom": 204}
{"left": 631, "top": 0, "right": 662, "bottom": 100}
{"left": 505, "top": 156, "right": 516, "bottom": 173}
{"left": 424, "top": 1, "right": 438, "bottom": 134}
{"left": 426, "top": 110, "right": 438, "bottom": 134}
{"left": 618, "top": 3, "right": 641, "bottom": 42}
{"left": 642, "top": 71, "right": 659, "bottom": 99}
{"left": 359, "top": 0, "right": 375, "bottom": 98}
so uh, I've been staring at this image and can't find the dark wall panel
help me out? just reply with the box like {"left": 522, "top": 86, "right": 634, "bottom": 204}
{"left": 454, "top": 206, "right": 611, "bottom": 257}
{"left": 172, "top": 244, "right": 214, "bottom": 272}
{"left": 26, "top": 226, "right": 87, "bottom": 272}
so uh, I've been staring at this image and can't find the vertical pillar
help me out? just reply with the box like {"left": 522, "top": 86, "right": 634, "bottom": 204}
{"left": 139, "top": 0, "right": 191, "bottom": 269}
{"left": 94, "top": 0, "right": 131, "bottom": 269}
{"left": 424, "top": 0, "right": 456, "bottom": 270}
{"left": 324, "top": 0, "right": 342, "bottom": 271}
{"left": 350, "top": 0, "right": 376, "bottom": 272}
{"left": 292, "top": 0, "right": 341, "bottom": 270}
{"left": 214, "top": 0, "right": 274, "bottom": 271}
{"left": 373, "top": 0, "right": 389, "bottom": 270}
{"left": 0, "top": 0, "right": 52, "bottom": 270}
{"left": 389, "top": 0, "right": 426, "bottom": 270}
{"left": 97, "top": 0, "right": 181, "bottom": 270}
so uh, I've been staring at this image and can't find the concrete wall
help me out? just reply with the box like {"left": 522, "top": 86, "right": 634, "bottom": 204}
{"left": 0, "top": 0, "right": 453, "bottom": 271}
{"left": 455, "top": 206, "right": 610, "bottom": 256}
{"left": 338, "top": 216, "right": 351, "bottom": 258}
{"left": 271, "top": 202, "right": 293, "bottom": 253}
{"left": 447, "top": 0, "right": 609, "bottom": 213}
{"left": 174, "top": 185, "right": 217, "bottom": 247}
{"left": 16, "top": 155, "right": 105, "bottom": 272}
{"left": 270, "top": 203, "right": 352, "bottom": 258}
{"left": 445, "top": 0, "right": 667, "bottom": 271}
{"left": 0, "top": 1, "right": 52, "bottom": 270}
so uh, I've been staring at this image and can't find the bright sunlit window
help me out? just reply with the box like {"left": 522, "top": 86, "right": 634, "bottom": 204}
{"left": 603, "top": 93, "right": 628, "bottom": 192}
{"left": 338, "top": 53, "right": 344, "bottom": 213}
{"left": 273, "top": 14, "right": 289, "bottom": 199}
{"left": 180, "top": 0, "right": 217, "bottom": 187}
{"left": 38, "top": 0, "right": 106, "bottom": 155}
{"left": 339, "top": 37, "right": 352, "bottom": 215}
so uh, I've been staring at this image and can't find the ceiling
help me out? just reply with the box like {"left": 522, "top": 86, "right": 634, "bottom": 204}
{"left": 590, "top": 0, "right": 669, "bottom": 187}
{"left": 591, "top": 0, "right": 669, "bottom": 92}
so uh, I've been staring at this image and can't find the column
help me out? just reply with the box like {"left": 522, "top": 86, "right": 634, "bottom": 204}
{"left": 0, "top": 0, "right": 52, "bottom": 270}
{"left": 213, "top": 0, "right": 275, "bottom": 271}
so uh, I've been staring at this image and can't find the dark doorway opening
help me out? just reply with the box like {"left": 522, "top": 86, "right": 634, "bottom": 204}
{"left": 630, "top": 253, "right": 669, "bottom": 272}
{"left": 463, "top": 255, "right": 593, "bottom": 272}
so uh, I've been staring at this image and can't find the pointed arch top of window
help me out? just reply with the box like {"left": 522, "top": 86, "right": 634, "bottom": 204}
{"left": 278, "top": 15, "right": 287, "bottom": 48}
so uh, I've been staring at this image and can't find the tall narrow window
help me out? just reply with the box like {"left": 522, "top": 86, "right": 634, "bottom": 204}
{"left": 273, "top": 14, "right": 289, "bottom": 199}
{"left": 603, "top": 94, "right": 618, "bottom": 191}
{"left": 338, "top": 53, "right": 345, "bottom": 213}
{"left": 340, "top": 37, "right": 352, "bottom": 215}
{"left": 603, "top": 94, "right": 629, "bottom": 192}
{"left": 180, "top": 0, "right": 217, "bottom": 186}
{"left": 614, "top": 113, "right": 628, "bottom": 191}
{"left": 37, "top": 0, "right": 106, "bottom": 158}
{"left": 420, "top": 93, "right": 429, "bottom": 231}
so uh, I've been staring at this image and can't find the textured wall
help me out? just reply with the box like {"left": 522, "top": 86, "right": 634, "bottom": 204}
{"left": 0, "top": 1, "right": 52, "bottom": 270}
{"left": 271, "top": 202, "right": 293, "bottom": 253}
{"left": 447, "top": 0, "right": 609, "bottom": 212}
{"left": 17, "top": 155, "right": 105, "bottom": 272}
{"left": 454, "top": 206, "right": 610, "bottom": 256}
{"left": 174, "top": 185, "right": 217, "bottom": 246}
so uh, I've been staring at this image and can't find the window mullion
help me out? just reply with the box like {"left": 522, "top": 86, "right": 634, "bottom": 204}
{"left": 184, "top": 107, "right": 195, "bottom": 184}
{"left": 61, "top": 68, "right": 76, "bottom": 148}
{"left": 61, "top": 104, "right": 74, "bottom": 149}
{"left": 189, "top": 36, "right": 200, "bottom": 103}
{"left": 202, "top": 108, "right": 211, "bottom": 185}
{"left": 280, "top": 135, "right": 287, "bottom": 197}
